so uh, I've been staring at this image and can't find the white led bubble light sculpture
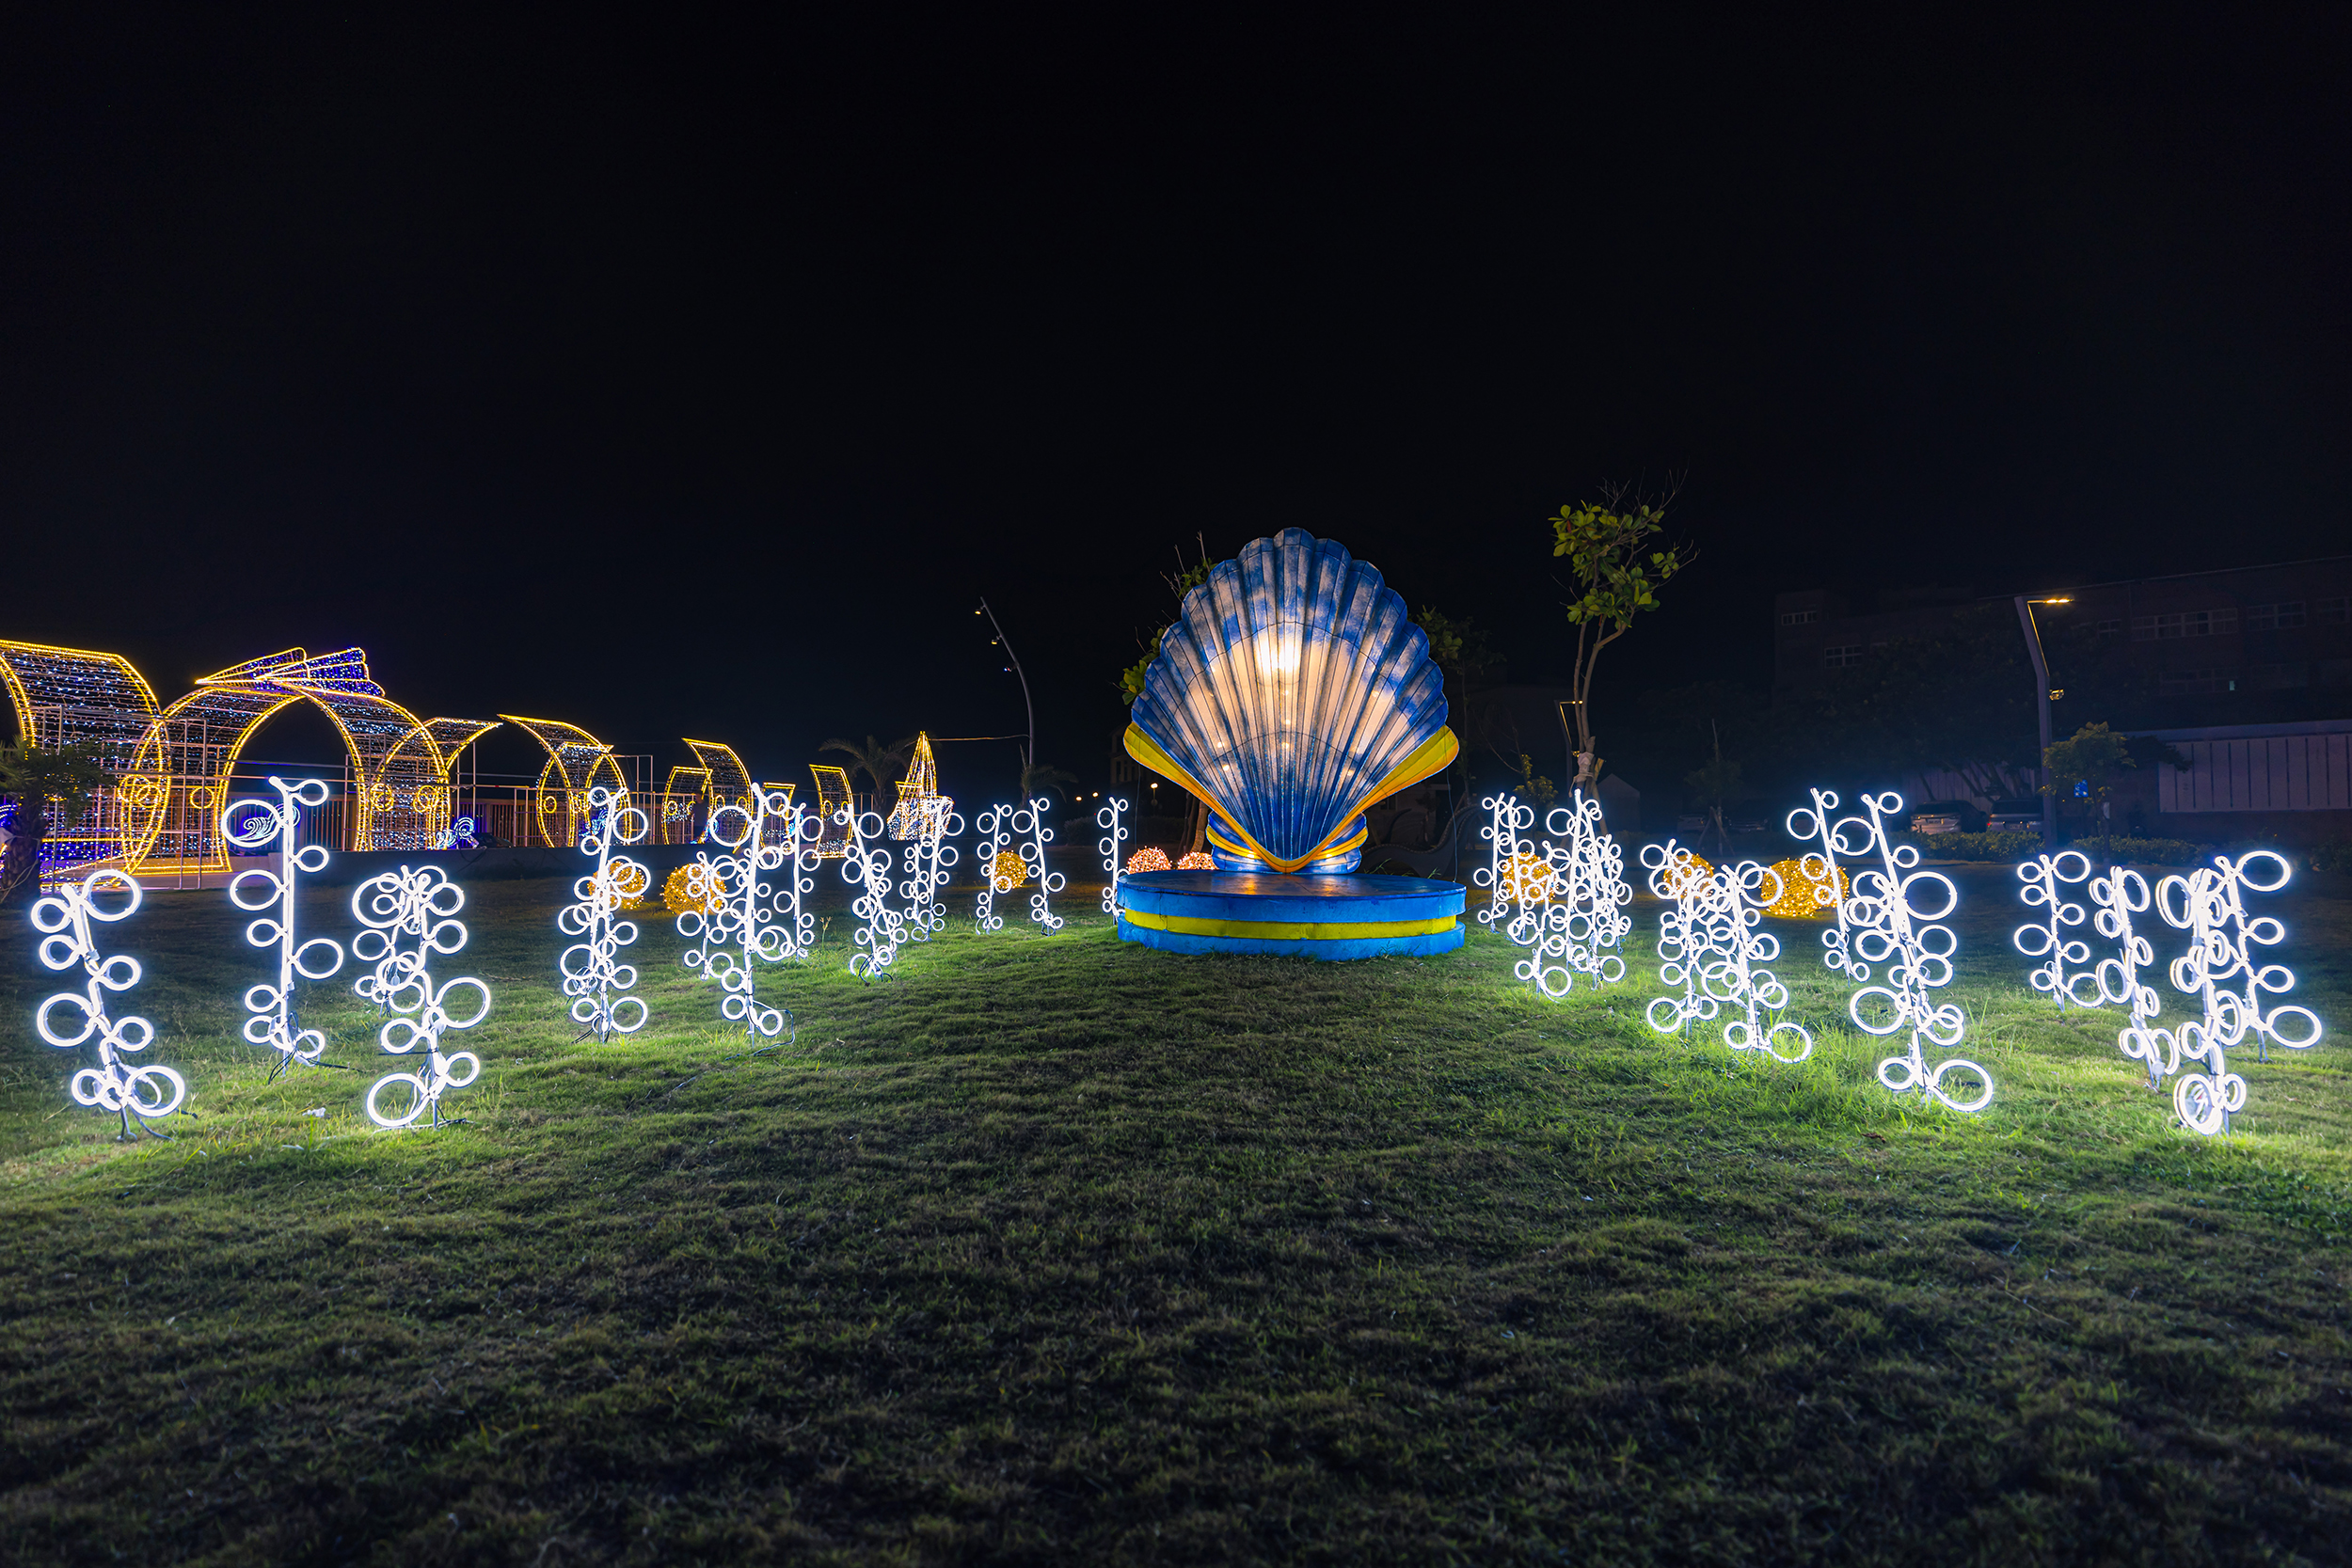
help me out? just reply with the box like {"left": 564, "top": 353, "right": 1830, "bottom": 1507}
{"left": 839, "top": 806, "right": 912, "bottom": 979}
{"left": 2013, "top": 850, "right": 2101, "bottom": 1009}
{"left": 2154, "top": 851, "right": 2324, "bottom": 1136}
{"left": 1506, "top": 796, "right": 1632, "bottom": 997}
{"left": 223, "top": 778, "right": 346, "bottom": 1079}
{"left": 677, "top": 784, "right": 798, "bottom": 1035}
{"left": 1835, "top": 791, "right": 1992, "bottom": 1113}
{"left": 359, "top": 869, "right": 488, "bottom": 1131}
{"left": 556, "top": 784, "right": 653, "bottom": 1042}
{"left": 351, "top": 863, "right": 467, "bottom": 1016}
{"left": 899, "top": 798, "right": 962, "bottom": 942}
{"left": 974, "top": 804, "right": 1014, "bottom": 933}
{"left": 1013, "top": 797, "right": 1066, "bottom": 932}
{"left": 1640, "top": 846, "right": 1813, "bottom": 1062}
{"left": 30, "top": 869, "right": 186, "bottom": 1138}
{"left": 1472, "top": 793, "right": 1539, "bottom": 936}
{"left": 1785, "top": 788, "right": 1865, "bottom": 980}
{"left": 1096, "top": 796, "right": 1129, "bottom": 915}
{"left": 2089, "top": 866, "right": 2174, "bottom": 1090}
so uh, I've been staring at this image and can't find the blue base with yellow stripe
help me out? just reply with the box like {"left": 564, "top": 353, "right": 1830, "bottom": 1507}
{"left": 1115, "top": 870, "right": 1466, "bottom": 959}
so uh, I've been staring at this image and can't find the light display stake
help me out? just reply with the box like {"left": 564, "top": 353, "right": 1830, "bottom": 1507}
{"left": 1838, "top": 791, "right": 1992, "bottom": 1113}
{"left": 1014, "top": 797, "right": 1066, "bottom": 932}
{"left": 556, "top": 784, "right": 653, "bottom": 1042}
{"left": 1096, "top": 796, "right": 1130, "bottom": 914}
{"left": 351, "top": 863, "right": 468, "bottom": 1017}
{"left": 1639, "top": 847, "right": 1809, "bottom": 1060}
{"left": 898, "top": 799, "right": 961, "bottom": 942}
{"left": 677, "top": 784, "right": 797, "bottom": 1035}
{"left": 1472, "top": 793, "right": 1536, "bottom": 935}
{"left": 223, "top": 777, "right": 346, "bottom": 1079}
{"left": 30, "top": 869, "right": 186, "bottom": 1138}
{"left": 1507, "top": 795, "right": 1632, "bottom": 997}
{"left": 1784, "top": 788, "right": 1866, "bottom": 980}
{"left": 973, "top": 804, "right": 1015, "bottom": 932}
{"left": 839, "top": 807, "right": 911, "bottom": 977}
{"left": 2154, "top": 850, "right": 2324, "bottom": 1135}
{"left": 1642, "top": 839, "right": 1720, "bottom": 1034}
{"left": 2090, "top": 866, "right": 2174, "bottom": 1089}
{"left": 2013, "top": 850, "right": 2101, "bottom": 1009}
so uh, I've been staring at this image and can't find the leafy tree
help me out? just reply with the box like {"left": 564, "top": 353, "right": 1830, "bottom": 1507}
{"left": 1549, "top": 488, "right": 1690, "bottom": 789}
{"left": 1801, "top": 602, "right": 2041, "bottom": 801}
{"left": 818, "top": 735, "right": 917, "bottom": 794}
{"left": 1115, "top": 537, "right": 1217, "bottom": 705}
{"left": 2042, "top": 721, "right": 2186, "bottom": 860}
{"left": 0, "top": 741, "right": 118, "bottom": 907}
{"left": 1683, "top": 722, "right": 1743, "bottom": 855}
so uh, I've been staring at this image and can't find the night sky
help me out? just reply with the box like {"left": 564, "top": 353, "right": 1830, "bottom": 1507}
{"left": 5, "top": 8, "right": 2347, "bottom": 800}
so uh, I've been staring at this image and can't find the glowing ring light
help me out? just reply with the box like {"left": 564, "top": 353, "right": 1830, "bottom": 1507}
{"left": 1096, "top": 797, "right": 1130, "bottom": 915}
{"left": 29, "top": 869, "right": 186, "bottom": 1136}
{"left": 221, "top": 778, "right": 345, "bottom": 1076}
{"left": 2153, "top": 849, "right": 2325, "bottom": 1135}
{"left": 556, "top": 784, "right": 653, "bottom": 1041}
{"left": 2013, "top": 850, "right": 2100, "bottom": 1007}
{"left": 677, "top": 784, "right": 801, "bottom": 1030}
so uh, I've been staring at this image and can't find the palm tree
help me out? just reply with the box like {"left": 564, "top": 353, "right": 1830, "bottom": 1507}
{"left": 1018, "top": 759, "right": 1079, "bottom": 806}
{"left": 818, "top": 735, "right": 918, "bottom": 795}
{"left": 0, "top": 741, "right": 119, "bottom": 907}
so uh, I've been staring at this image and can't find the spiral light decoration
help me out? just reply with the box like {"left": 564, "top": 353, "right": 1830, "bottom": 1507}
{"left": 556, "top": 784, "right": 653, "bottom": 1042}
{"left": 2153, "top": 851, "right": 2324, "bottom": 1135}
{"left": 2013, "top": 850, "right": 2101, "bottom": 1009}
{"left": 1783, "top": 788, "right": 1866, "bottom": 980}
{"left": 222, "top": 777, "right": 346, "bottom": 1079}
{"left": 1836, "top": 791, "right": 1992, "bottom": 1113}
{"left": 2090, "top": 866, "right": 2174, "bottom": 1090}
{"left": 1096, "top": 796, "right": 1129, "bottom": 915}
{"left": 1645, "top": 853, "right": 1815, "bottom": 1063}
{"left": 30, "top": 869, "right": 185, "bottom": 1138}
{"left": 676, "top": 784, "right": 798, "bottom": 1035}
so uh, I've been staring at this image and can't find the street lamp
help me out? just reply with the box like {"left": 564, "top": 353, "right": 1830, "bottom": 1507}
{"left": 977, "top": 599, "right": 1036, "bottom": 790}
{"left": 2014, "top": 595, "right": 2071, "bottom": 847}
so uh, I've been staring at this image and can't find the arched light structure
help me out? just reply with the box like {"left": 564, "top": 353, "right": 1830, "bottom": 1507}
{"left": 1095, "top": 797, "right": 1129, "bottom": 915}
{"left": 2089, "top": 866, "right": 2173, "bottom": 1089}
{"left": 557, "top": 784, "right": 652, "bottom": 1041}
{"left": 358, "top": 867, "right": 488, "bottom": 1130}
{"left": 677, "top": 784, "right": 798, "bottom": 1035}
{"left": 30, "top": 868, "right": 185, "bottom": 1138}
{"left": 2154, "top": 850, "right": 2324, "bottom": 1135}
{"left": 0, "top": 640, "right": 161, "bottom": 879}
{"left": 889, "top": 733, "right": 954, "bottom": 841}
{"left": 501, "top": 715, "right": 629, "bottom": 849}
{"left": 2014, "top": 850, "right": 2100, "bottom": 1008}
{"left": 807, "top": 766, "right": 854, "bottom": 859}
{"left": 660, "top": 765, "right": 712, "bottom": 844}
{"left": 1835, "top": 791, "right": 1992, "bottom": 1113}
{"left": 224, "top": 777, "right": 346, "bottom": 1078}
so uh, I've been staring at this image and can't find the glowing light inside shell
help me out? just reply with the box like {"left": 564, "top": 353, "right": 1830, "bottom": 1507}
{"left": 556, "top": 784, "right": 653, "bottom": 1041}
{"left": 30, "top": 869, "right": 185, "bottom": 1137}
{"left": 222, "top": 777, "right": 346, "bottom": 1077}
{"left": 2154, "top": 850, "right": 2324, "bottom": 1135}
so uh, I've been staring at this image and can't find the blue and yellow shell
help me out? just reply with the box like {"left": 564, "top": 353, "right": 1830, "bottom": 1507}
{"left": 1123, "top": 530, "right": 1458, "bottom": 874}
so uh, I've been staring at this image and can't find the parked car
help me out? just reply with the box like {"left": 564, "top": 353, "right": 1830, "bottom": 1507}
{"left": 1906, "top": 800, "right": 1985, "bottom": 834}
{"left": 1911, "top": 812, "right": 1963, "bottom": 835}
{"left": 1983, "top": 799, "right": 2042, "bottom": 833}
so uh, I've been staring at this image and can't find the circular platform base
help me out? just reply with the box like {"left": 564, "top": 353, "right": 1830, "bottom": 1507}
{"left": 1115, "top": 870, "right": 1466, "bottom": 958}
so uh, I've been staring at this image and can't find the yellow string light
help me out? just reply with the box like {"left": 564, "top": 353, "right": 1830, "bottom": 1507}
{"left": 1125, "top": 846, "right": 1172, "bottom": 874}
{"left": 991, "top": 848, "right": 1029, "bottom": 890}
{"left": 1762, "top": 856, "right": 1846, "bottom": 919}
{"left": 661, "top": 863, "right": 726, "bottom": 915}
{"left": 1176, "top": 850, "right": 1214, "bottom": 870}
{"left": 1653, "top": 849, "right": 1716, "bottom": 900}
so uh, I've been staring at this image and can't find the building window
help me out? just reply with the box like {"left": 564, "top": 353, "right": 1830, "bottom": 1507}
{"left": 2248, "top": 601, "right": 2307, "bottom": 630}
{"left": 1778, "top": 609, "right": 1821, "bottom": 626}
{"left": 2249, "top": 662, "right": 2310, "bottom": 690}
{"left": 2088, "top": 618, "right": 2124, "bottom": 638}
{"left": 2320, "top": 596, "right": 2351, "bottom": 626}
{"left": 2133, "top": 608, "right": 2240, "bottom": 641}
{"left": 2158, "top": 668, "right": 2235, "bottom": 695}
{"left": 2320, "top": 658, "right": 2352, "bottom": 687}
{"left": 1823, "top": 644, "right": 1864, "bottom": 668}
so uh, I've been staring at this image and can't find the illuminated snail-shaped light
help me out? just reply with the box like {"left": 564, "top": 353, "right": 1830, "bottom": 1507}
{"left": 2154, "top": 850, "right": 2323, "bottom": 1135}
{"left": 30, "top": 869, "right": 186, "bottom": 1138}
{"left": 556, "top": 784, "right": 653, "bottom": 1041}
{"left": 2013, "top": 850, "right": 2102, "bottom": 1009}
{"left": 1096, "top": 796, "right": 1130, "bottom": 915}
{"left": 223, "top": 777, "right": 345, "bottom": 1079}
{"left": 1836, "top": 791, "right": 1991, "bottom": 1114}
{"left": 678, "top": 784, "right": 799, "bottom": 1033}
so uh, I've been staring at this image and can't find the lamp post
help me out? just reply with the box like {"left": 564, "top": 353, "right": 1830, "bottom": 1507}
{"left": 976, "top": 599, "right": 1036, "bottom": 786}
{"left": 2013, "top": 595, "right": 2070, "bottom": 847}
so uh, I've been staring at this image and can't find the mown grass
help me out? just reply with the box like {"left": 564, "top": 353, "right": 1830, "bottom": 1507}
{"left": 1, "top": 863, "right": 2348, "bottom": 1565}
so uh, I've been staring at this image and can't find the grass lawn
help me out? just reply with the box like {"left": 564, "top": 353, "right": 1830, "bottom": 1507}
{"left": 1, "top": 859, "right": 2348, "bottom": 1565}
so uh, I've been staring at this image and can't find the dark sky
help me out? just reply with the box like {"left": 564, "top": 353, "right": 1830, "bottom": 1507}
{"left": 4, "top": 7, "right": 2346, "bottom": 798}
